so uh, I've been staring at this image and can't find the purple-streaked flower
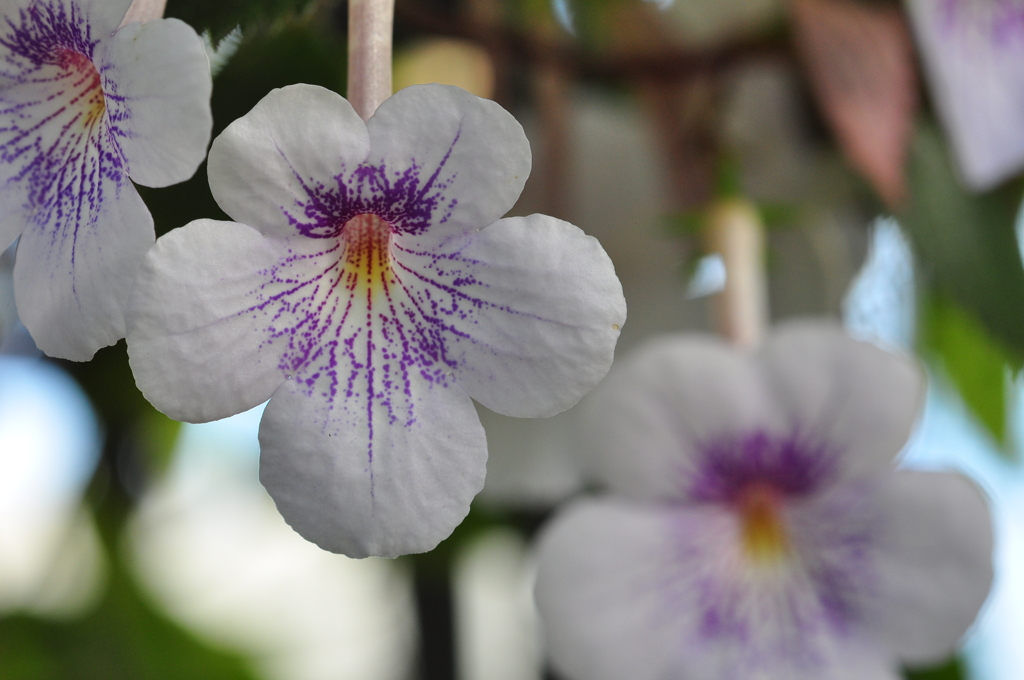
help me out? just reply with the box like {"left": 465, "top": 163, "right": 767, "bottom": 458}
{"left": 125, "top": 83, "right": 627, "bottom": 558}
{"left": 535, "top": 323, "right": 992, "bottom": 680}
{"left": 0, "top": 0, "right": 212, "bottom": 360}
{"left": 907, "top": 0, "right": 1024, "bottom": 190}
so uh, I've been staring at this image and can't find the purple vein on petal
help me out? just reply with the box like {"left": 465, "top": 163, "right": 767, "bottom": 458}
{"left": 0, "top": 0, "right": 129, "bottom": 303}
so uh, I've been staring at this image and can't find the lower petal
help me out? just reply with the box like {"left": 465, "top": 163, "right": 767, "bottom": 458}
{"left": 864, "top": 469, "right": 993, "bottom": 665}
{"left": 535, "top": 498, "right": 898, "bottom": 680}
{"left": 14, "top": 175, "right": 152, "bottom": 360}
{"left": 258, "top": 369, "right": 487, "bottom": 559}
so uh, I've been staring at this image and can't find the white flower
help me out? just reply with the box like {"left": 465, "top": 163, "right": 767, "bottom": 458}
{"left": 535, "top": 323, "right": 992, "bottom": 680}
{"left": 907, "top": 0, "right": 1024, "bottom": 190}
{"left": 125, "top": 83, "right": 627, "bottom": 558}
{"left": 0, "top": 0, "right": 212, "bottom": 360}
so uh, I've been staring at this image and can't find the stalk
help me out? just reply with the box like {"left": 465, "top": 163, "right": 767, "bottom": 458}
{"left": 347, "top": 0, "right": 395, "bottom": 120}
{"left": 705, "top": 198, "right": 768, "bottom": 347}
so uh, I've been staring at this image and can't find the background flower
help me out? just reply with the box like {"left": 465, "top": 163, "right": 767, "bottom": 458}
{"left": 535, "top": 323, "right": 993, "bottom": 680}
{"left": 0, "top": 0, "right": 211, "bottom": 360}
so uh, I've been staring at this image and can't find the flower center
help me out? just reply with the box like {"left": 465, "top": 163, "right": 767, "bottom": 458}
{"left": 737, "top": 483, "right": 789, "bottom": 563}
{"left": 340, "top": 213, "right": 396, "bottom": 298}
{"left": 57, "top": 49, "right": 105, "bottom": 129}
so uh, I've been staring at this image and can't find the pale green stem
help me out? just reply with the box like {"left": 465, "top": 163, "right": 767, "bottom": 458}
{"left": 347, "top": 0, "right": 395, "bottom": 121}
{"left": 706, "top": 198, "right": 769, "bottom": 348}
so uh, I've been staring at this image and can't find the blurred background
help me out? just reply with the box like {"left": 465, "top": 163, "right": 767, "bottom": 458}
{"left": 2, "top": 0, "right": 1024, "bottom": 678}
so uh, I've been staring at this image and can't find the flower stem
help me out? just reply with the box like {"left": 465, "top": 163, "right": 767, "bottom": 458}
{"left": 705, "top": 198, "right": 768, "bottom": 348}
{"left": 120, "top": 0, "right": 166, "bottom": 26}
{"left": 348, "top": 0, "right": 395, "bottom": 121}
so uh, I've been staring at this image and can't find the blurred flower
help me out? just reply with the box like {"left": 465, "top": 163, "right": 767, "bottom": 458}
{"left": 126, "top": 83, "right": 626, "bottom": 558}
{"left": 907, "top": 0, "right": 1024, "bottom": 190}
{"left": 0, "top": 0, "right": 212, "bottom": 360}
{"left": 0, "top": 355, "right": 104, "bottom": 618}
{"left": 535, "top": 323, "right": 993, "bottom": 680}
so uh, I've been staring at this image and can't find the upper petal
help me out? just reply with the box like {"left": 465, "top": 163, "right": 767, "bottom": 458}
{"left": 582, "top": 334, "right": 777, "bottom": 501}
{"left": 207, "top": 84, "right": 370, "bottom": 237}
{"left": 126, "top": 219, "right": 311, "bottom": 423}
{"left": 96, "top": 17, "right": 212, "bottom": 188}
{"left": 365, "top": 84, "right": 530, "bottom": 244}
{"left": 259, "top": 348, "right": 487, "bottom": 559}
{"left": 393, "top": 213, "right": 626, "bottom": 418}
{"left": 759, "top": 321, "right": 925, "bottom": 480}
{"left": 864, "top": 469, "right": 993, "bottom": 665}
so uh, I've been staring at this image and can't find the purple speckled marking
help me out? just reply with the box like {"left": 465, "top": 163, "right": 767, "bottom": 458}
{"left": 936, "top": 0, "right": 1024, "bottom": 48}
{"left": 0, "top": 0, "right": 130, "bottom": 295}
{"left": 236, "top": 136, "right": 551, "bottom": 490}
{"left": 688, "top": 428, "right": 839, "bottom": 503}
{"left": 638, "top": 429, "right": 881, "bottom": 675}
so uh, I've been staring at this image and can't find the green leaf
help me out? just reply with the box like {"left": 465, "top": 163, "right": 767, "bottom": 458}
{"left": 921, "top": 295, "right": 1011, "bottom": 450}
{"left": 900, "top": 122, "right": 1024, "bottom": 368}
{"left": 904, "top": 656, "right": 967, "bottom": 680}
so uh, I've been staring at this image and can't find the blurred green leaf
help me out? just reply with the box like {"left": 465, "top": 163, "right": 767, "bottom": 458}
{"left": 0, "top": 536, "right": 258, "bottom": 680}
{"left": 900, "top": 123, "right": 1024, "bottom": 367}
{"left": 165, "top": 0, "right": 321, "bottom": 41}
{"left": 921, "top": 295, "right": 1012, "bottom": 450}
{"left": 904, "top": 656, "right": 966, "bottom": 680}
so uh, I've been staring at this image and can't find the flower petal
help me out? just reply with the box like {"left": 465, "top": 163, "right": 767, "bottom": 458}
{"left": 258, "top": 370, "right": 487, "bottom": 559}
{"left": 97, "top": 17, "right": 212, "bottom": 188}
{"left": 393, "top": 213, "right": 625, "bottom": 418}
{"left": 582, "top": 334, "right": 775, "bottom": 501}
{"left": 865, "top": 469, "right": 993, "bottom": 665}
{"left": 759, "top": 321, "right": 924, "bottom": 479}
{"left": 126, "top": 219, "right": 305, "bottom": 422}
{"left": 207, "top": 84, "right": 370, "bottom": 237}
{"left": 11, "top": 153, "right": 151, "bottom": 361}
{"left": 906, "top": 0, "right": 1024, "bottom": 190}
{"left": 365, "top": 84, "right": 530, "bottom": 245}
{"left": 535, "top": 499, "right": 900, "bottom": 680}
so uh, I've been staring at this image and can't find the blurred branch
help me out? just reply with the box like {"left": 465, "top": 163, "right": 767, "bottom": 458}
{"left": 395, "top": 0, "right": 792, "bottom": 86}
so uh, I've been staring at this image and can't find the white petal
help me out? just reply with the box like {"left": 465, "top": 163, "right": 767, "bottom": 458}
{"left": 759, "top": 321, "right": 924, "bottom": 480}
{"left": 207, "top": 84, "right": 370, "bottom": 237}
{"left": 535, "top": 499, "right": 899, "bottom": 680}
{"left": 365, "top": 84, "right": 531, "bottom": 245}
{"left": 865, "top": 469, "right": 993, "bottom": 665}
{"left": 97, "top": 17, "right": 212, "bottom": 188}
{"left": 393, "top": 214, "right": 625, "bottom": 418}
{"left": 907, "top": 0, "right": 1024, "bottom": 190}
{"left": 126, "top": 219, "right": 307, "bottom": 423}
{"left": 259, "top": 368, "right": 487, "bottom": 559}
{"left": 13, "top": 178, "right": 151, "bottom": 360}
{"left": 582, "top": 334, "right": 776, "bottom": 501}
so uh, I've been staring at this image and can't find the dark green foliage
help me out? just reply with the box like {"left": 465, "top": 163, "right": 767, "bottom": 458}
{"left": 900, "top": 123, "right": 1024, "bottom": 369}
{"left": 165, "top": 0, "right": 321, "bottom": 41}
{"left": 905, "top": 657, "right": 967, "bottom": 680}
